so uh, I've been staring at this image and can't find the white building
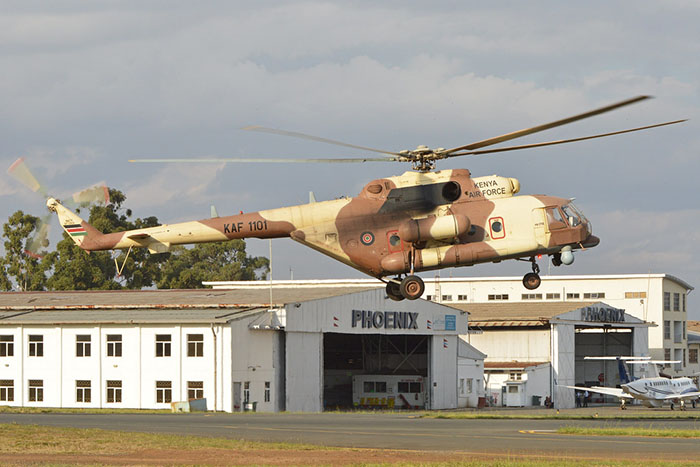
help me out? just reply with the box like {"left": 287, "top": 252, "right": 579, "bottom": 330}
{"left": 0, "top": 287, "right": 483, "bottom": 412}
{"left": 214, "top": 274, "right": 693, "bottom": 375}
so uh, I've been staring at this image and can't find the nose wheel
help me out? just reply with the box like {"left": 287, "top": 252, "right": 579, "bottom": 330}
{"left": 385, "top": 275, "right": 426, "bottom": 301}
{"left": 522, "top": 257, "right": 541, "bottom": 290}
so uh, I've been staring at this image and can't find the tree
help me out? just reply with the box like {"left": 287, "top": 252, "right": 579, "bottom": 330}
{"left": 157, "top": 240, "right": 269, "bottom": 289}
{"left": 0, "top": 211, "right": 48, "bottom": 291}
{"left": 43, "top": 188, "right": 169, "bottom": 290}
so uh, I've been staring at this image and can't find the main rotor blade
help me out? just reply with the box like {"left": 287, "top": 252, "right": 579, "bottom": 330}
{"left": 445, "top": 95, "right": 652, "bottom": 154}
{"left": 445, "top": 119, "right": 687, "bottom": 157}
{"left": 130, "top": 157, "right": 400, "bottom": 163}
{"left": 243, "top": 126, "right": 402, "bottom": 157}
{"left": 7, "top": 157, "right": 47, "bottom": 197}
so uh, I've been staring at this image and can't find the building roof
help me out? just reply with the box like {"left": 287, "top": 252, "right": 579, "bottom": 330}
{"left": 206, "top": 273, "right": 694, "bottom": 291}
{"left": 0, "top": 307, "right": 268, "bottom": 325}
{"left": 450, "top": 301, "right": 600, "bottom": 327}
{"left": 0, "top": 287, "right": 375, "bottom": 311}
{"left": 484, "top": 361, "right": 549, "bottom": 370}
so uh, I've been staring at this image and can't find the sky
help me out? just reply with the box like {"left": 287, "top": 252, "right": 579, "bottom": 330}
{"left": 1, "top": 1, "right": 699, "bottom": 305}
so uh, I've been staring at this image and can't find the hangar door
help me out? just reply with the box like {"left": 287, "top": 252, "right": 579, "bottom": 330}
{"left": 575, "top": 328, "right": 632, "bottom": 401}
{"left": 323, "top": 333, "right": 428, "bottom": 410}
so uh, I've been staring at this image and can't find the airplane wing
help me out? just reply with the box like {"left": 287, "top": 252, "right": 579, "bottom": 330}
{"left": 657, "top": 391, "right": 700, "bottom": 401}
{"left": 563, "top": 385, "right": 633, "bottom": 399}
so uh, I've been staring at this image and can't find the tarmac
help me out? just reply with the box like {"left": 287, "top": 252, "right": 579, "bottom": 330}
{"left": 2, "top": 406, "right": 700, "bottom": 461}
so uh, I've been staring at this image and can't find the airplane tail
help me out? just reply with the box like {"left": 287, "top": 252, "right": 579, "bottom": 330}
{"left": 617, "top": 357, "right": 631, "bottom": 384}
{"left": 46, "top": 197, "right": 104, "bottom": 250}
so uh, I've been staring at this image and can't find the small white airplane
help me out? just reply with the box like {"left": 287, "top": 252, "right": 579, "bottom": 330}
{"left": 564, "top": 356, "right": 700, "bottom": 410}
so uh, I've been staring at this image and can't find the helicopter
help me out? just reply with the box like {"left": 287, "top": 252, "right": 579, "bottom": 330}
{"left": 42, "top": 96, "right": 684, "bottom": 300}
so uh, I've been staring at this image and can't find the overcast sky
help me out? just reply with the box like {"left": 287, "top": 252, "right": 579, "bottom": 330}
{"left": 1, "top": 1, "right": 698, "bottom": 306}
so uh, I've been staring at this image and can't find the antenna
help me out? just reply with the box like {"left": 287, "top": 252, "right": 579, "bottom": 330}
{"left": 269, "top": 239, "right": 273, "bottom": 307}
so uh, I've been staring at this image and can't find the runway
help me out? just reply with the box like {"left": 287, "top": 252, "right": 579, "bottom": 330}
{"left": 2, "top": 412, "right": 700, "bottom": 461}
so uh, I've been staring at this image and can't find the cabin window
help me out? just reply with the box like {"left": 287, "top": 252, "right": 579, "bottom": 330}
{"left": 489, "top": 217, "right": 505, "bottom": 240}
{"left": 387, "top": 231, "right": 403, "bottom": 253}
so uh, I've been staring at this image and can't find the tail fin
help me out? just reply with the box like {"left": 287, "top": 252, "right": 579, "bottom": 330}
{"left": 46, "top": 198, "right": 103, "bottom": 250}
{"left": 617, "top": 357, "right": 631, "bottom": 384}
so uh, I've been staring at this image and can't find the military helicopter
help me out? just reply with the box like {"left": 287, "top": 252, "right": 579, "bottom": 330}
{"left": 43, "top": 96, "right": 684, "bottom": 300}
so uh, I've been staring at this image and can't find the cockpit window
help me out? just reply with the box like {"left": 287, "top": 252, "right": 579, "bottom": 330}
{"left": 561, "top": 204, "right": 581, "bottom": 227}
{"left": 546, "top": 207, "right": 566, "bottom": 225}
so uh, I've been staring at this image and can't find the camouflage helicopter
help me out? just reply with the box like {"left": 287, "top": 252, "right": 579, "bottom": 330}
{"left": 42, "top": 96, "right": 684, "bottom": 300}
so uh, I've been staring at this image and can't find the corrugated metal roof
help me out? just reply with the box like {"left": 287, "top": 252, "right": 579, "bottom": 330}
{"left": 0, "top": 287, "right": 375, "bottom": 311}
{"left": 0, "top": 307, "right": 269, "bottom": 325}
{"left": 484, "top": 361, "right": 548, "bottom": 369}
{"left": 450, "top": 301, "right": 599, "bottom": 322}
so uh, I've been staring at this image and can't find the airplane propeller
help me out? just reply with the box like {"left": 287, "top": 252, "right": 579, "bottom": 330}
{"left": 128, "top": 95, "right": 687, "bottom": 171}
{"left": 7, "top": 157, "right": 110, "bottom": 258}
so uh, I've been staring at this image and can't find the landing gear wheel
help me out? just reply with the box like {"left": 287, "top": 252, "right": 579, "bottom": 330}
{"left": 386, "top": 281, "right": 404, "bottom": 301}
{"left": 523, "top": 272, "right": 541, "bottom": 290}
{"left": 400, "top": 275, "right": 425, "bottom": 300}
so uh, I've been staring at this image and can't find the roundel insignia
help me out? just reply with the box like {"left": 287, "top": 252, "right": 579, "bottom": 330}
{"left": 360, "top": 231, "right": 375, "bottom": 245}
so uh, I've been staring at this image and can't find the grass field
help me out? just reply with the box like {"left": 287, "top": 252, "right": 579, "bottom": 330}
{"left": 558, "top": 426, "right": 700, "bottom": 438}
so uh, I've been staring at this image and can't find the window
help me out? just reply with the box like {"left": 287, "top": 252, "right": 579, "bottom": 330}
{"left": 664, "top": 349, "right": 671, "bottom": 363}
{"left": 76, "top": 335, "right": 91, "bottom": 357}
{"left": 466, "top": 378, "right": 473, "bottom": 394}
{"left": 664, "top": 292, "right": 671, "bottom": 311}
{"left": 264, "top": 381, "right": 270, "bottom": 402}
{"left": 488, "top": 294, "right": 509, "bottom": 301}
{"left": 0, "top": 335, "right": 14, "bottom": 357}
{"left": 0, "top": 380, "right": 14, "bottom": 402}
{"left": 664, "top": 321, "right": 671, "bottom": 340}
{"left": 459, "top": 378, "right": 465, "bottom": 395}
{"left": 155, "top": 334, "right": 171, "bottom": 357}
{"left": 425, "top": 295, "right": 433, "bottom": 301}
{"left": 106, "top": 380, "right": 122, "bottom": 403}
{"left": 683, "top": 294, "right": 686, "bottom": 312}
{"left": 76, "top": 380, "right": 91, "bottom": 403}
{"left": 156, "top": 381, "right": 172, "bottom": 403}
{"left": 690, "top": 349, "right": 698, "bottom": 364}
{"left": 509, "top": 372, "right": 522, "bottom": 381}
{"left": 546, "top": 293, "right": 560, "bottom": 300}
{"left": 457, "top": 294, "right": 468, "bottom": 301}
{"left": 107, "top": 334, "right": 122, "bottom": 357}
{"left": 187, "top": 381, "right": 203, "bottom": 400}
{"left": 683, "top": 349, "right": 687, "bottom": 365}
{"left": 441, "top": 295, "right": 452, "bottom": 302}
{"left": 489, "top": 217, "right": 505, "bottom": 239}
{"left": 28, "top": 380, "right": 43, "bottom": 402}
{"left": 187, "top": 334, "right": 203, "bottom": 357}
{"left": 244, "top": 381, "right": 250, "bottom": 404}
{"left": 28, "top": 335, "right": 43, "bottom": 357}
{"left": 521, "top": 293, "right": 542, "bottom": 300}
{"left": 566, "top": 293, "right": 580, "bottom": 299}
{"left": 625, "top": 291, "right": 647, "bottom": 299}
{"left": 674, "top": 321, "right": 682, "bottom": 343}
{"left": 674, "top": 293, "right": 680, "bottom": 311}
{"left": 583, "top": 292, "right": 605, "bottom": 299}
{"left": 398, "top": 382, "right": 421, "bottom": 393}
{"left": 683, "top": 322, "right": 687, "bottom": 340}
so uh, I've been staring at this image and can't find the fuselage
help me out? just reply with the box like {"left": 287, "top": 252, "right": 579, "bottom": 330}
{"left": 623, "top": 377, "right": 698, "bottom": 407}
{"left": 55, "top": 168, "right": 599, "bottom": 279}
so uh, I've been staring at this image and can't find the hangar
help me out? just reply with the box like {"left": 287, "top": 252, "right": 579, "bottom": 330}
{"left": 457, "top": 301, "right": 651, "bottom": 408}
{"left": 0, "top": 287, "right": 480, "bottom": 412}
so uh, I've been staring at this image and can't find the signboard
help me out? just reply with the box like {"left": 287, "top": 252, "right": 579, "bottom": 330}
{"left": 581, "top": 305, "right": 625, "bottom": 323}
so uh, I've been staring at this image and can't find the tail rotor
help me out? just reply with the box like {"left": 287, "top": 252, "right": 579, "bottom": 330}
{"left": 6, "top": 157, "right": 109, "bottom": 257}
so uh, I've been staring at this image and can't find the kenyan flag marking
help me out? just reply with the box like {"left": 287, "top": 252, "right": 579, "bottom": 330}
{"left": 64, "top": 223, "right": 87, "bottom": 237}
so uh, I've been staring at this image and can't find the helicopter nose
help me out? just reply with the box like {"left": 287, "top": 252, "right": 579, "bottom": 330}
{"left": 581, "top": 234, "right": 600, "bottom": 248}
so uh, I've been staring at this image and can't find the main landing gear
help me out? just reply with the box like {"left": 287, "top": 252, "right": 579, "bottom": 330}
{"left": 522, "top": 256, "right": 542, "bottom": 290}
{"left": 386, "top": 275, "right": 425, "bottom": 301}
